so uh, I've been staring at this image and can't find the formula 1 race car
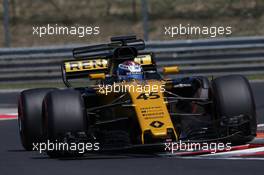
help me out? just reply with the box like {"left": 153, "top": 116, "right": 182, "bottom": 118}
{"left": 18, "top": 35, "right": 257, "bottom": 157}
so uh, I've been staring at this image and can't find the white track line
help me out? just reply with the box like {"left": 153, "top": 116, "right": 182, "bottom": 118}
{"left": 181, "top": 156, "right": 264, "bottom": 161}
{"left": 8, "top": 113, "right": 17, "bottom": 116}
{"left": 200, "top": 146, "right": 264, "bottom": 157}
{"left": 257, "top": 124, "right": 264, "bottom": 128}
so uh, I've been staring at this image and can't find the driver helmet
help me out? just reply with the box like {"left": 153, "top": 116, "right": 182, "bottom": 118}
{"left": 117, "top": 61, "right": 143, "bottom": 81}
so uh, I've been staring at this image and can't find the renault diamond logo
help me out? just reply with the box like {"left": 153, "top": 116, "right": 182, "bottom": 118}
{"left": 150, "top": 121, "right": 164, "bottom": 128}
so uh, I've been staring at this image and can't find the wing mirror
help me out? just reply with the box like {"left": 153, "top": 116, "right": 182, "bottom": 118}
{"left": 88, "top": 73, "right": 106, "bottom": 80}
{"left": 163, "top": 66, "right": 180, "bottom": 75}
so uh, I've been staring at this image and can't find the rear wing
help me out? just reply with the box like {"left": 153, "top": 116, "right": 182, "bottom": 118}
{"left": 62, "top": 53, "right": 155, "bottom": 79}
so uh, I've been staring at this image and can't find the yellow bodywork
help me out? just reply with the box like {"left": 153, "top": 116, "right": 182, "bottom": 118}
{"left": 64, "top": 55, "right": 179, "bottom": 143}
{"left": 64, "top": 59, "right": 108, "bottom": 73}
{"left": 124, "top": 80, "right": 178, "bottom": 143}
{"left": 64, "top": 54, "right": 153, "bottom": 74}
{"left": 134, "top": 55, "right": 152, "bottom": 65}
{"left": 88, "top": 73, "right": 106, "bottom": 80}
{"left": 163, "top": 66, "right": 180, "bottom": 75}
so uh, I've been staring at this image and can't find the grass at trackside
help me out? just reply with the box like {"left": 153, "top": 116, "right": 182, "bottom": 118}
{"left": 246, "top": 75, "right": 264, "bottom": 81}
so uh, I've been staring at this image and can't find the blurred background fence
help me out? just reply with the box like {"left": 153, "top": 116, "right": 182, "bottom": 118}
{"left": 0, "top": 36, "right": 264, "bottom": 84}
{"left": 1, "top": 0, "right": 264, "bottom": 88}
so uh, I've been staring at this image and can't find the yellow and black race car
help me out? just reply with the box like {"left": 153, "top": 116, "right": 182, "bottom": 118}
{"left": 18, "top": 36, "right": 257, "bottom": 157}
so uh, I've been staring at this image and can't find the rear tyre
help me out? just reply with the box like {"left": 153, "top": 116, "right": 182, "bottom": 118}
{"left": 211, "top": 75, "right": 257, "bottom": 144}
{"left": 42, "top": 89, "right": 88, "bottom": 157}
{"left": 18, "top": 88, "right": 56, "bottom": 151}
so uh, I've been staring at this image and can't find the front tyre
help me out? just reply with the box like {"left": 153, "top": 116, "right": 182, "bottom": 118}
{"left": 211, "top": 75, "right": 257, "bottom": 144}
{"left": 42, "top": 89, "right": 88, "bottom": 157}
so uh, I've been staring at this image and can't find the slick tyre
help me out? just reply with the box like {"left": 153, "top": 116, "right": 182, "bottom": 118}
{"left": 18, "top": 88, "right": 56, "bottom": 151}
{"left": 42, "top": 89, "right": 87, "bottom": 157}
{"left": 211, "top": 75, "right": 257, "bottom": 144}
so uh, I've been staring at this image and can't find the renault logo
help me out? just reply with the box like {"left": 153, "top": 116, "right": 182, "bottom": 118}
{"left": 150, "top": 121, "right": 164, "bottom": 128}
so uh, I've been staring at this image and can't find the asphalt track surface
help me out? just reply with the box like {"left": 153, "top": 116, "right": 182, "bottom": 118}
{"left": 0, "top": 82, "right": 264, "bottom": 175}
